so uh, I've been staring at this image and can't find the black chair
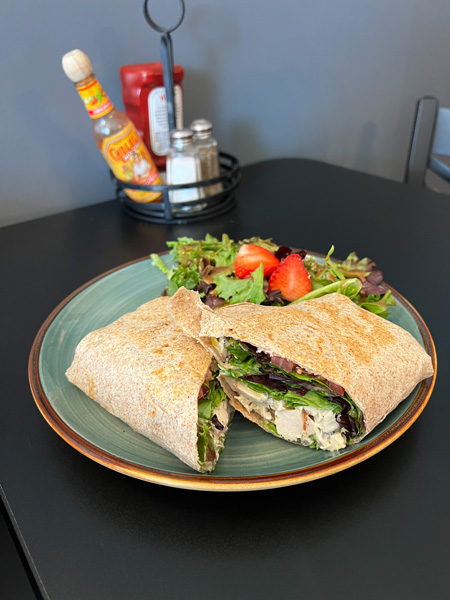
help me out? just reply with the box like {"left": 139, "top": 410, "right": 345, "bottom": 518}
{"left": 405, "top": 95, "right": 450, "bottom": 187}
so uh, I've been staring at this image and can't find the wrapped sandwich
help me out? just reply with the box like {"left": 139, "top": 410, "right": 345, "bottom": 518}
{"left": 168, "top": 288, "right": 434, "bottom": 451}
{"left": 66, "top": 297, "right": 233, "bottom": 473}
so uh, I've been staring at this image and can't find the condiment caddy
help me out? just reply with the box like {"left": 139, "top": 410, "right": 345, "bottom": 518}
{"left": 61, "top": 0, "right": 240, "bottom": 224}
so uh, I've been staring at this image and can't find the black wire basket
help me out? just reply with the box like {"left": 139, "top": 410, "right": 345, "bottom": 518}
{"left": 113, "top": 151, "right": 241, "bottom": 224}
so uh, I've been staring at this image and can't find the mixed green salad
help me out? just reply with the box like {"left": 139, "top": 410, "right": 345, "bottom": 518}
{"left": 151, "top": 233, "right": 395, "bottom": 318}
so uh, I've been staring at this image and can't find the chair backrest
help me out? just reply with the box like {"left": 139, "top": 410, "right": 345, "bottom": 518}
{"left": 405, "top": 96, "right": 450, "bottom": 187}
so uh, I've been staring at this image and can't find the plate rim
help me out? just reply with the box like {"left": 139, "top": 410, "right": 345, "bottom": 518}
{"left": 28, "top": 254, "right": 437, "bottom": 492}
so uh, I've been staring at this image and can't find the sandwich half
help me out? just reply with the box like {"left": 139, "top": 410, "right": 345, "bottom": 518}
{"left": 168, "top": 288, "right": 434, "bottom": 451}
{"left": 66, "top": 296, "right": 233, "bottom": 473}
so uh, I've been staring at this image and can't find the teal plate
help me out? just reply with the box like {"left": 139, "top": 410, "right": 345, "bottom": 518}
{"left": 29, "top": 254, "right": 436, "bottom": 491}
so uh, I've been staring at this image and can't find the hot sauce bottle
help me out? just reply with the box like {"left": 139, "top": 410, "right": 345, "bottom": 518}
{"left": 62, "top": 49, "right": 162, "bottom": 203}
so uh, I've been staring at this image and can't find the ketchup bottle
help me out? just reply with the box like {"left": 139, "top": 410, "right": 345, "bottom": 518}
{"left": 120, "top": 63, "right": 184, "bottom": 170}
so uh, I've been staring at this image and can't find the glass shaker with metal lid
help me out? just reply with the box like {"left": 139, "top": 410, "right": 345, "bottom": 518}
{"left": 166, "top": 128, "right": 204, "bottom": 207}
{"left": 190, "top": 119, "right": 222, "bottom": 195}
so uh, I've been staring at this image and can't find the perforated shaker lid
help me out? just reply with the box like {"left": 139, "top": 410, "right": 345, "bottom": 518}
{"left": 170, "top": 128, "right": 194, "bottom": 148}
{"left": 190, "top": 119, "right": 213, "bottom": 137}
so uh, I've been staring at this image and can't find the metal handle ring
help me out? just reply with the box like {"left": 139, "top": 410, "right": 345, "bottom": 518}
{"left": 143, "top": 0, "right": 185, "bottom": 34}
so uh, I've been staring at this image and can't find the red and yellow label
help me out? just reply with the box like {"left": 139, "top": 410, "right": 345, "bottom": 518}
{"left": 77, "top": 79, "right": 113, "bottom": 119}
{"left": 101, "top": 123, "right": 162, "bottom": 203}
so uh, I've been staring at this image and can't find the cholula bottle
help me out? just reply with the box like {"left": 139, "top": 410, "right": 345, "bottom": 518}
{"left": 62, "top": 49, "right": 162, "bottom": 203}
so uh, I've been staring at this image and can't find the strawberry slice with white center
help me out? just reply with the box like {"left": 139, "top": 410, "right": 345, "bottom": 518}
{"left": 268, "top": 253, "right": 312, "bottom": 302}
{"left": 234, "top": 244, "right": 280, "bottom": 279}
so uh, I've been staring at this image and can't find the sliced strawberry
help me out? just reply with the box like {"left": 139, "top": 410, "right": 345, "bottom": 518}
{"left": 234, "top": 244, "right": 280, "bottom": 279}
{"left": 268, "top": 253, "right": 311, "bottom": 302}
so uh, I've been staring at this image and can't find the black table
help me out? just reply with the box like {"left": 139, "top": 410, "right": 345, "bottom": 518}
{"left": 1, "top": 159, "right": 448, "bottom": 599}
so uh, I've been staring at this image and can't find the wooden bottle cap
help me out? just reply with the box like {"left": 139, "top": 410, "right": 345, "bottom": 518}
{"left": 62, "top": 49, "right": 93, "bottom": 82}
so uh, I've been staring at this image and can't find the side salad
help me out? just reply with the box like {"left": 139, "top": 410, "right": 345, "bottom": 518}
{"left": 151, "top": 234, "right": 395, "bottom": 318}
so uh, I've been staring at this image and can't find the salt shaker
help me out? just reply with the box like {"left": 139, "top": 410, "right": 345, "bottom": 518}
{"left": 166, "top": 129, "right": 205, "bottom": 207}
{"left": 190, "top": 119, "right": 222, "bottom": 195}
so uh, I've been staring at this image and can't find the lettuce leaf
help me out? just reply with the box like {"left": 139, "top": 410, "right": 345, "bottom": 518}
{"left": 232, "top": 379, "right": 339, "bottom": 412}
{"left": 198, "top": 379, "right": 227, "bottom": 419}
{"left": 213, "top": 263, "right": 265, "bottom": 305}
{"left": 152, "top": 233, "right": 240, "bottom": 296}
{"left": 265, "top": 421, "right": 280, "bottom": 436}
{"left": 359, "top": 289, "right": 396, "bottom": 318}
{"left": 243, "top": 237, "right": 280, "bottom": 253}
{"left": 197, "top": 420, "right": 211, "bottom": 464}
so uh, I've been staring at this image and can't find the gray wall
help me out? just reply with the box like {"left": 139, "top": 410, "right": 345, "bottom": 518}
{"left": 1, "top": 0, "right": 450, "bottom": 227}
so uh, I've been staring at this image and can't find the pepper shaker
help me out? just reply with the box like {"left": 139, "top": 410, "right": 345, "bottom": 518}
{"left": 190, "top": 119, "right": 222, "bottom": 196}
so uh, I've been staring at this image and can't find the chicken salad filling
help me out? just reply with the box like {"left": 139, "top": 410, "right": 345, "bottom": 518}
{"left": 216, "top": 338, "right": 364, "bottom": 451}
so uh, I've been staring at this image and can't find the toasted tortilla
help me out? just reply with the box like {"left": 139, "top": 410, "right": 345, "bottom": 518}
{"left": 167, "top": 288, "right": 434, "bottom": 437}
{"left": 66, "top": 296, "right": 221, "bottom": 473}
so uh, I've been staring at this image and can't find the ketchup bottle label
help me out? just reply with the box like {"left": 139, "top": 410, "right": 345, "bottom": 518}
{"left": 101, "top": 123, "right": 162, "bottom": 203}
{"left": 148, "top": 85, "right": 183, "bottom": 155}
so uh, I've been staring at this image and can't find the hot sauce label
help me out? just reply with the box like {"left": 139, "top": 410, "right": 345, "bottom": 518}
{"left": 101, "top": 123, "right": 162, "bottom": 203}
{"left": 77, "top": 79, "right": 113, "bottom": 119}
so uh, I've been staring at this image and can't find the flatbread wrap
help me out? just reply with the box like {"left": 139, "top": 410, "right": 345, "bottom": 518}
{"left": 66, "top": 297, "right": 233, "bottom": 473}
{"left": 167, "top": 288, "right": 434, "bottom": 451}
